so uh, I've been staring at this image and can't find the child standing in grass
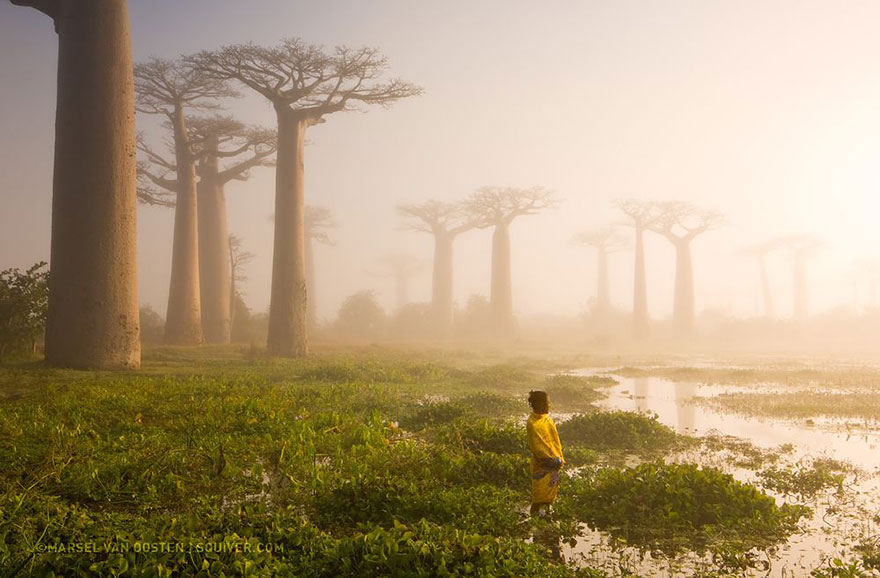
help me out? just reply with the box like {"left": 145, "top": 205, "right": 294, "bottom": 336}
{"left": 526, "top": 390, "right": 564, "bottom": 516}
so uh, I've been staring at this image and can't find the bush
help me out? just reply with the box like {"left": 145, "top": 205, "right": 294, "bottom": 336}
{"left": 561, "top": 462, "right": 810, "bottom": 556}
{"left": 558, "top": 410, "right": 683, "bottom": 454}
{"left": 335, "top": 290, "right": 386, "bottom": 339}
{"left": 138, "top": 305, "right": 164, "bottom": 344}
{"left": 0, "top": 261, "right": 48, "bottom": 362}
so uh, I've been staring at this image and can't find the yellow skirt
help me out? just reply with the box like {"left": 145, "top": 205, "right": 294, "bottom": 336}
{"left": 531, "top": 469, "right": 561, "bottom": 504}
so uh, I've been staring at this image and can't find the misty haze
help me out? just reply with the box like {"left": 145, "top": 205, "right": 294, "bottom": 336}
{"left": 3, "top": 2, "right": 880, "bottom": 577}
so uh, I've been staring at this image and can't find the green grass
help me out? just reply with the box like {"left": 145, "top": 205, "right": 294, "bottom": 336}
{"left": 0, "top": 347, "right": 819, "bottom": 577}
{"left": 705, "top": 390, "right": 880, "bottom": 421}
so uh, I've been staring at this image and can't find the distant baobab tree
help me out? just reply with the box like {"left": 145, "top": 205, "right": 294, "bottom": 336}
{"left": 9, "top": 0, "right": 140, "bottom": 369}
{"left": 304, "top": 206, "right": 337, "bottom": 330}
{"left": 739, "top": 240, "right": 783, "bottom": 319}
{"left": 616, "top": 199, "right": 662, "bottom": 339}
{"left": 228, "top": 234, "right": 254, "bottom": 333}
{"left": 777, "top": 234, "right": 824, "bottom": 323}
{"left": 189, "top": 39, "right": 421, "bottom": 357}
{"left": 851, "top": 257, "right": 880, "bottom": 310}
{"left": 398, "top": 200, "right": 476, "bottom": 336}
{"left": 134, "top": 57, "right": 236, "bottom": 345}
{"left": 190, "top": 116, "right": 276, "bottom": 344}
{"left": 465, "top": 186, "right": 557, "bottom": 334}
{"left": 574, "top": 227, "right": 628, "bottom": 317}
{"left": 370, "top": 254, "right": 424, "bottom": 311}
{"left": 651, "top": 202, "right": 724, "bottom": 335}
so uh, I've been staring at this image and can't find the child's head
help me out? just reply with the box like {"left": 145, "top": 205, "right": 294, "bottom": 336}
{"left": 528, "top": 390, "right": 549, "bottom": 414}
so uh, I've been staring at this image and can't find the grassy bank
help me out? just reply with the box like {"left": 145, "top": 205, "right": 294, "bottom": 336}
{"left": 0, "top": 347, "right": 812, "bottom": 577}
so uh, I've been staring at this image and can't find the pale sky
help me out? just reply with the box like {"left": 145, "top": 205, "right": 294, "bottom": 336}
{"left": 3, "top": 1, "right": 880, "bottom": 323}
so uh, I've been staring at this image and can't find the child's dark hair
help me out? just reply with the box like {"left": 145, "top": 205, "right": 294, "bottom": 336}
{"left": 528, "top": 390, "right": 549, "bottom": 414}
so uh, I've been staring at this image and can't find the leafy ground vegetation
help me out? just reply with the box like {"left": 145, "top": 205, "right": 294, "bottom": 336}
{"left": 0, "top": 348, "right": 825, "bottom": 577}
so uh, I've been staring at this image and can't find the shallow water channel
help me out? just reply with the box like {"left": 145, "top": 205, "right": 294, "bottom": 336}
{"left": 562, "top": 372, "right": 880, "bottom": 577}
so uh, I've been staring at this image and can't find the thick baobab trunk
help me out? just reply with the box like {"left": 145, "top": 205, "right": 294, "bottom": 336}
{"left": 267, "top": 111, "right": 308, "bottom": 356}
{"left": 432, "top": 233, "right": 454, "bottom": 336}
{"left": 596, "top": 247, "right": 610, "bottom": 315}
{"left": 632, "top": 228, "right": 649, "bottom": 339}
{"left": 489, "top": 221, "right": 514, "bottom": 333}
{"left": 793, "top": 250, "right": 808, "bottom": 323}
{"left": 758, "top": 256, "right": 775, "bottom": 318}
{"left": 672, "top": 240, "right": 695, "bottom": 335}
{"left": 42, "top": 0, "right": 140, "bottom": 369}
{"left": 305, "top": 234, "right": 316, "bottom": 331}
{"left": 164, "top": 111, "right": 202, "bottom": 345}
{"left": 197, "top": 149, "right": 231, "bottom": 344}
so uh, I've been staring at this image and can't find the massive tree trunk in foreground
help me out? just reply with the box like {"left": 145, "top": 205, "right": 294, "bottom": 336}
{"left": 13, "top": 0, "right": 141, "bottom": 369}
{"left": 489, "top": 222, "right": 514, "bottom": 333}
{"left": 432, "top": 233, "right": 455, "bottom": 334}
{"left": 632, "top": 227, "right": 649, "bottom": 340}
{"left": 672, "top": 240, "right": 695, "bottom": 335}
{"left": 197, "top": 143, "right": 231, "bottom": 344}
{"left": 164, "top": 111, "right": 202, "bottom": 345}
{"left": 267, "top": 111, "right": 308, "bottom": 356}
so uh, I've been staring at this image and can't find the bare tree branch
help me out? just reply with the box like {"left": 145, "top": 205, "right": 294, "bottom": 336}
{"left": 136, "top": 162, "right": 176, "bottom": 207}
{"left": 229, "top": 234, "right": 255, "bottom": 296}
{"left": 463, "top": 186, "right": 557, "bottom": 227}
{"left": 134, "top": 57, "right": 238, "bottom": 119}
{"left": 397, "top": 199, "right": 476, "bottom": 237}
{"left": 614, "top": 199, "right": 664, "bottom": 230}
{"left": 649, "top": 201, "right": 725, "bottom": 242}
{"left": 185, "top": 115, "right": 278, "bottom": 184}
{"left": 305, "top": 205, "right": 337, "bottom": 245}
{"left": 574, "top": 227, "right": 629, "bottom": 253}
{"left": 187, "top": 38, "right": 422, "bottom": 122}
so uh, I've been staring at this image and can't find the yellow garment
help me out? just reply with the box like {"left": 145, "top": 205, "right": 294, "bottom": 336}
{"left": 526, "top": 412, "right": 564, "bottom": 505}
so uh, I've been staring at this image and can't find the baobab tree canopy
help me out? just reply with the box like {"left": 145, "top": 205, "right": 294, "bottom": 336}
{"left": 465, "top": 186, "right": 557, "bottom": 227}
{"left": 188, "top": 39, "right": 422, "bottom": 119}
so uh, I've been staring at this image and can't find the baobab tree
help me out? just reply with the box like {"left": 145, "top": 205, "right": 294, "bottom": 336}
{"left": 650, "top": 201, "right": 724, "bottom": 336}
{"left": 189, "top": 39, "right": 421, "bottom": 356}
{"left": 739, "top": 240, "right": 782, "bottom": 319}
{"left": 228, "top": 234, "right": 254, "bottom": 333}
{"left": 134, "top": 58, "right": 236, "bottom": 345}
{"left": 776, "top": 235, "right": 824, "bottom": 324}
{"left": 851, "top": 257, "right": 880, "bottom": 310}
{"left": 8, "top": 0, "right": 140, "bottom": 369}
{"left": 465, "top": 186, "right": 557, "bottom": 334}
{"left": 398, "top": 200, "right": 475, "bottom": 335}
{"left": 140, "top": 118, "right": 275, "bottom": 344}
{"left": 615, "top": 199, "right": 662, "bottom": 339}
{"left": 574, "top": 227, "right": 628, "bottom": 318}
{"left": 370, "top": 254, "right": 424, "bottom": 312}
{"left": 189, "top": 116, "right": 276, "bottom": 344}
{"left": 304, "top": 206, "right": 337, "bottom": 331}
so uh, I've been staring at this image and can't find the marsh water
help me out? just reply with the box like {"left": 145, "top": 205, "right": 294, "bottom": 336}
{"left": 564, "top": 371, "right": 880, "bottom": 577}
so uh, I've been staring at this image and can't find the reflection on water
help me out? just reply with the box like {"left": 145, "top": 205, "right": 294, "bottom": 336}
{"left": 564, "top": 371, "right": 880, "bottom": 577}
{"left": 594, "top": 374, "right": 880, "bottom": 470}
